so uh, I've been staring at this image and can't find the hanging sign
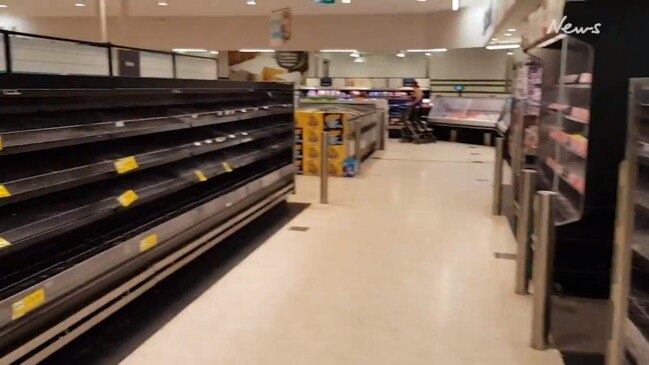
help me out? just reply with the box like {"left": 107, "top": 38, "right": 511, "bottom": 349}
{"left": 312, "top": 0, "right": 336, "bottom": 3}
{"left": 270, "top": 7, "right": 292, "bottom": 46}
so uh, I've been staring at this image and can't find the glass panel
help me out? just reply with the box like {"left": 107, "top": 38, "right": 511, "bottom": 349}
{"left": 9, "top": 35, "right": 110, "bottom": 76}
{"left": 627, "top": 78, "right": 649, "bottom": 363}
{"left": 536, "top": 36, "right": 593, "bottom": 224}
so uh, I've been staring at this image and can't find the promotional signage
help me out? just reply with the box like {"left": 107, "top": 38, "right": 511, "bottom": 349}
{"left": 117, "top": 49, "right": 141, "bottom": 77}
{"left": 320, "top": 77, "right": 333, "bottom": 87}
{"left": 312, "top": 0, "right": 336, "bottom": 3}
{"left": 270, "top": 7, "right": 292, "bottom": 46}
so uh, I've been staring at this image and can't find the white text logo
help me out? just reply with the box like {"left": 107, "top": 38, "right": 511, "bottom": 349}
{"left": 547, "top": 16, "right": 601, "bottom": 35}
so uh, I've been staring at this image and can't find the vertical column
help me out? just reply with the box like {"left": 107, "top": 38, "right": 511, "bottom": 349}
{"left": 531, "top": 191, "right": 557, "bottom": 350}
{"left": 492, "top": 137, "right": 505, "bottom": 215}
{"left": 98, "top": 0, "right": 108, "bottom": 43}
{"left": 515, "top": 169, "right": 537, "bottom": 295}
{"left": 320, "top": 132, "right": 329, "bottom": 204}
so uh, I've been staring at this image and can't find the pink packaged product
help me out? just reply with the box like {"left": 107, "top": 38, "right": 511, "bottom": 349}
{"left": 578, "top": 73, "right": 593, "bottom": 84}
{"left": 570, "top": 107, "right": 590, "bottom": 122}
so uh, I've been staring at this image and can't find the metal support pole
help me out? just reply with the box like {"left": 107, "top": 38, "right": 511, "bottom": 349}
{"left": 98, "top": 0, "right": 108, "bottom": 43}
{"left": 492, "top": 137, "right": 505, "bottom": 215}
{"left": 515, "top": 169, "right": 537, "bottom": 295}
{"left": 607, "top": 161, "right": 633, "bottom": 365}
{"left": 531, "top": 191, "right": 557, "bottom": 350}
{"left": 484, "top": 132, "right": 493, "bottom": 146}
{"left": 355, "top": 123, "right": 362, "bottom": 174}
{"left": 320, "top": 132, "right": 329, "bottom": 204}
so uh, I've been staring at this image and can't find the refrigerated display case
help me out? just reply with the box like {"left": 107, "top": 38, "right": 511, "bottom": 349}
{"left": 607, "top": 79, "right": 649, "bottom": 365}
{"left": 524, "top": 1, "right": 649, "bottom": 356}
{"left": 0, "top": 74, "right": 295, "bottom": 364}
{"left": 536, "top": 36, "right": 593, "bottom": 224}
{"left": 426, "top": 96, "right": 511, "bottom": 145}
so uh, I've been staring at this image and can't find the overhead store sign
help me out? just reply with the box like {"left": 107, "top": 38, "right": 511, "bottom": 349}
{"left": 270, "top": 7, "right": 292, "bottom": 46}
{"left": 312, "top": 0, "right": 336, "bottom": 3}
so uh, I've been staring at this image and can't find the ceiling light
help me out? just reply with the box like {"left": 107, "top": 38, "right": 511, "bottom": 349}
{"left": 507, "top": 52, "right": 514, "bottom": 55}
{"left": 173, "top": 48, "right": 208, "bottom": 53}
{"left": 406, "top": 49, "right": 447, "bottom": 53}
{"left": 239, "top": 49, "right": 275, "bottom": 53}
{"left": 342, "top": 0, "right": 351, "bottom": 3}
{"left": 486, "top": 44, "right": 520, "bottom": 50}
{"left": 157, "top": 0, "right": 168, "bottom": 6}
{"left": 350, "top": 52, "right": 360, "bottom": 58}
{"left": 425, "top": 52, "right": 431, "bottom": 56}
{"left": 504, "top": 33, "right": 512, "bottom": 36}
{"left": 246, "top": 0, "right": 256, "bottom": 4}
{"left": 452, "top": 0, "right": 459, "bottom": 11}
{"left": 417, "top": 0, "right": 427, "bottom": 2}
{"left": 0, "top": 2, "right": 7, "bottom": 8}
{"left": 507, "top": 28, "right": 516, "bottom": 32}
{"left": 354, "top": 57, "right": 366, "bottom": 63}
{"left": 74, "top": 1, "right": 86, "bottom": 7}
{"left": 210, "top": 51, "right": 219, "bottom": 55}
{"left": 491, "top": 38, "right": 498, "bottom": 41}
{"left": 320, "top": 49, "right": 358, "bottom": 53}
{"left": 396, "top": 52, "right": 406, "bottom": 58}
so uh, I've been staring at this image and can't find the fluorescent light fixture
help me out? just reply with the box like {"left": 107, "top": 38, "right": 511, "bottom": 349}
{"left": 74, "top": 0, "right": 86, "bottom": 7}
{"left": 210, "top": 51, "right": 219, "bottom": 55}
{"left": 319, "top": 49, "right": 358, "bottom": 53}
{"left": 406, "top": 48, "right": 447, "bottom": 53}
{"left": 173, "top": 48, "right": 208, "bottom": 53}
{"left": 507, "top": 52, "right": 514, "bottom": 55}
{"left": 342, "top": 0, "right": 351, "bottom": 3}
{"left": 0, "top": 4, "right": 6, "bottom": 7}
{"left": 239, "top": 49, "right": 276, "bottom": 53}
{"left": 246, "top": 0, "right": 256, "bottom": 4}
{"left": 486, "top": 44, "right": 520, "bottom": 50}
{"left": 504, "top": 33, "right": 512, "bottom": 36}
{"left": 452, "top": 0, "right": 459, "bottom": 11}
{"left": 507, "top": 28, "right": 516, "bottom": 32}
{"left": 350, "top": 52, "right": 360, "bottom": 58}
{"left": 417, "top": 0, "right": 427, "bottom": 2}
{"left": 157, "top": 0, "right": 168, "bottom": 6}
{"left": 491, "top": 38, "right": 498, "bottom": 41}
{"left": 396, "top": 52, "right": 406, "bottom": 58}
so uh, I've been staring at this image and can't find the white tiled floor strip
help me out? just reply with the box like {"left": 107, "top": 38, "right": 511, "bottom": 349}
{"left": 122, "top": 141, "right": 563, "bottom": 365}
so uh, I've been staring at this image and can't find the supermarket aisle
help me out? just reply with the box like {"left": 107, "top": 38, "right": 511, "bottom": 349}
{"left": 121, "top": 141, "right": 563, "bottom": 365}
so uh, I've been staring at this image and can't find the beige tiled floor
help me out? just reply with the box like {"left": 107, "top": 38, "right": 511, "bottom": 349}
{"left": 122, "top": 141, "right": 563, "bottom": 365}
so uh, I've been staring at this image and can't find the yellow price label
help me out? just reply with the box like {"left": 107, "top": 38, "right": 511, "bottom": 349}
{"left": 139, "top": 234, "right": 158, "bottom": 252}
{"left": 12, "top": 288, "right": 46, "bottom": 320}
{"left": 114, "top": 156, "right": 139, "bottom": 174}
{"left": 0, "top": 237, "right": 11, "bottom": 249}
{"left": 0, "top": 135, "right": 3, "bottom": 151}
{"left": 117, "top": 190, "right": 139, "bottom": 207}
{"left": 222, "top": 162, "right": 233, "bottom": 173}
{"left": 0, "top": 185, "right": 11, "bottom": 198}
{"left": 195, "top": 170, "right": 208, "bottom": 182}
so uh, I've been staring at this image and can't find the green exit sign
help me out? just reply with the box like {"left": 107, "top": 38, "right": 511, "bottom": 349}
{"left": 312, "top": 0, "right": 336, "bottom": 4}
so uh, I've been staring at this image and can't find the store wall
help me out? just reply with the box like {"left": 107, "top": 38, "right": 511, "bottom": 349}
{"left": 428, "top": 48, "right": 509, "bottom": 80}
{"left": 322, "top": 53, "right": 429, "bottom": 78}
{"left": 0, "top": 8, "right": 492, "bottom": 52}
{"left": 318, "top": 48, "right": 510, "bottom": 81}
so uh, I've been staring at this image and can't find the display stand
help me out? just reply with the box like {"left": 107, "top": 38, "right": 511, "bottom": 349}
{"left": 524, "top": 2, "right": 649, "bottom": 358}
{"left": 0, "top": 74, "right": 295, "bottom": 364}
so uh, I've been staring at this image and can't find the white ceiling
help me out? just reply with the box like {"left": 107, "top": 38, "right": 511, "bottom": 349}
{"left": 0, "top": 0, "right": 488, "bottom": 17}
